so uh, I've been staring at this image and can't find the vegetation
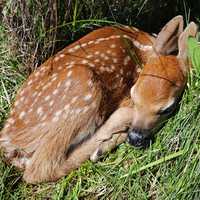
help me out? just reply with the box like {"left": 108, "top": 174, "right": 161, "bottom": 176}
{"left": 0, "top": 0, "right": 200, "bottom": 199}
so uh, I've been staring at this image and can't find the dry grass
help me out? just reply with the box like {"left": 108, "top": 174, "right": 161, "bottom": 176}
{"left": 3, "top": 0, "right": 199, "bottom": 71}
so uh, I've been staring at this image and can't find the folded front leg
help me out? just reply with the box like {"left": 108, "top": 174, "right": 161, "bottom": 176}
{"left": 90, "top": 132, "right": 127, "bottom": 162}
{"left": 89, "top": 107, "right": 133, "bottom": 162}
{"left": 57, "top": 107, "right": 133, "bottom": 177}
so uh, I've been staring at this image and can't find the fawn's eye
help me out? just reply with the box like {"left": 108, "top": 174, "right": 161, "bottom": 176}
{"left": 157, "top": 101, "right": 177, "bottom": 115}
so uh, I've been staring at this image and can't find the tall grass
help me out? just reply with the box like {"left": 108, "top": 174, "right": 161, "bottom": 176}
{"left": 3, "top": 0, "right": 200, "bottom": 70}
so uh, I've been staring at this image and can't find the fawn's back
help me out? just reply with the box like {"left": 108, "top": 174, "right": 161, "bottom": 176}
{"left": 0, "top": 25, "right": 154, "bottom": 168}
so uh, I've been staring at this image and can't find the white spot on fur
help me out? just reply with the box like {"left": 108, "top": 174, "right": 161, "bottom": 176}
{"left": 123, "top": 35, "right": 130, "bottom": 39}
{"left": 106, "top": 50, "right": 111, "bottom": 54}
{"left": 67, "top": 70, "right": 72, "bottom": 78}
{"left": 42, "top": 83, "right": 50, "bottom": 91}
{"left": 137, "top": 68, "right": 142, "bottom": 73}
{"left": 49, "top": 100, "right": 54, "bottom": 106}
{"left": 67, "top": 48, "right": 74, "bottom": 53}
{"left": 111, "top": 65, "right": 115, "bottom": 70}
{"left": 14, "top": 100, "right": 20, "bottom": 107}
{"left": 65, "top": 80, "right": 72, "bottom": 88}
{"left": 98, "top": 38, "right": 106, "bottom": 42}
{"left": 124, "top": 56, "right": 131, "bottom": 65}
{"left": 122, "top": 49, "right": 126, "bottom": 54}
{"left": 41, "top": 115, "right": 47, "bottom": 121}
{"left": 71, "top": 96, "right": 78, "bottom": 104}
{"left": 53, "top": 89, "right": 59, "bottom": 95}
{"left": 104, "top": 56, "right": 109, "bottom": 60}
{"left": 110, "top": 44, "right": 116, "bottom": 48}
{"left": 59, "top": 54, "right": 65, "bottom": 58}
{"left": 34, "top": 71, "right": 40, "bottom": 77}
{"left": 88, "top": 41, "right": 94, "bottom": 45}
{"left": 32, "top": 92, "right": 38, "bottom": 97}
{"left": 81, "top": 43, "right": 87, "bottom": 47}
{"left": 127, "top": 71, "right": 132, "bottom": 76}
{"left": 99, "top": 66, "right": 105, "bottom": 72}
{"left": 74, "top": 45, "right": 81, "bottom": 50}
{"left": 58, "top": 66, "right": 63, "bottom": 70}
{"left": 87, "top": 80, "right": 93, "bottom": 87}
{"left": 52, "top": 116, "right": 59, "bottom": 122}
{"left": 54, "top": 56, "right": 60, "bottom": 61}
{"left": 110, "top": 35, "right": 120, "bottom": 39}
{"left": 27, "top": 80, "right": 33, "bottom": 85}
{"left": 94, "top": 59, "right": 100, "bottom": 63}
{"left": 67, "top": 64, "right": 74, "bottom": 69}
{"left": 113, "top": 58, "right": 118, "bottom": 63}
{"left": 95, "top": 51, "right": 100, "bottom": 55}
{"left": 106, "top": 68, "right": 113, "bottom": 73}
{"left": 37, "top": 92, "right": 42, "bottom": 97}
{"left": 70, "top": 61, "right": 75, "bottom": 65}
{"left": 20, "top": 96, "right": 25, "bottom": 102}
{"left": 55, "top": 110, "right": 62, "bottom": 116}
{"left": 19, "top": 111, "right": 26, "bottom": 119}
{"left": 51, "top": 76, "right": 58, "bottom": 82}
{"left": 28, "top": 108, "right": 33, "bottom": 113}
{"left": 81, "top": 60, "right": 88, "bottom": 65}
{"left": 88, "top": 63, "right": 95, "bottom": 67}
{"left": 37, "top": 107, "right": 43, "bottom": 115}
{"left": 57, "top": 82, "right": 62, "bottom": 88}
{"left": 86, "top": 54, "right": 93, "bottom": 59}
{"left": 45, "top": 95, "right": 51, "bottom": 101}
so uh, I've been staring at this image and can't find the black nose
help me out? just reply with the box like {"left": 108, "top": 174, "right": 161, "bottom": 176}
{"left": 127, "top": 129, "right": 151, "bottom": 148}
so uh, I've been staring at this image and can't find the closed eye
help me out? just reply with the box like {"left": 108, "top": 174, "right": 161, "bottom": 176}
{"left": 157, "top": 101, "right": 177, "bottom": 115}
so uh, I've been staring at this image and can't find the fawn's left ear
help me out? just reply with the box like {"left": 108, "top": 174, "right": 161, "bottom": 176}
{"left": 154, "top": 15, "right": 184, "bottom": 55}
{"left": 177, "top": 22, "right": 198, "bottom": 73}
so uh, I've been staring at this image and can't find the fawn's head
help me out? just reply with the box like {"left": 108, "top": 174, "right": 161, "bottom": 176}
{"left": 128, "top": 16, "right": 198, "bottom": 147}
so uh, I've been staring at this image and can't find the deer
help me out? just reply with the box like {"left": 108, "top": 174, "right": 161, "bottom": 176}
{"left": 0, "top": 16, "right": 197, "bottom": 183}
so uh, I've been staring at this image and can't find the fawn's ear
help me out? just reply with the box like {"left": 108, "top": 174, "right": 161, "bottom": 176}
{"left": 154, "top": 15, "right": 184, "bottom": 55}
{"left": 177, "top": 22, "right": 198, "bottom": 70}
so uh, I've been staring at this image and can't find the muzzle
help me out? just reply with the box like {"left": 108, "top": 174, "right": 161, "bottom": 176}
{"left": 127, "top": 128, "right": 152, "bottom": 148}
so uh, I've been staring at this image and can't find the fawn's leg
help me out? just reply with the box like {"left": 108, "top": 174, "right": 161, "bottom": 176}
{"left": 90, "top": 132, "right": 127, "bottom": 162}
{"left": 58, "top": 107, "right": 133, "bottom": 175}
{"left": 90, "top": 98, "right": 134, "bottom": 162}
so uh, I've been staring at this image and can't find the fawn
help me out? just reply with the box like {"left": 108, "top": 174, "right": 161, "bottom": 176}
{"left": 0, "top": 16, "right": 197, "bottom": 183}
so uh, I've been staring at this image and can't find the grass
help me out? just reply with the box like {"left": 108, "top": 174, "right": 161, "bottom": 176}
{"left": 0, "top": 1, "right": 200, "bottom": 200}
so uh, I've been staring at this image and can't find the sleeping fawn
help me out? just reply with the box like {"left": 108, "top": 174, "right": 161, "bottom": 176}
{"left": 0, "top": 16, "right": 197, "bottom": 183}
